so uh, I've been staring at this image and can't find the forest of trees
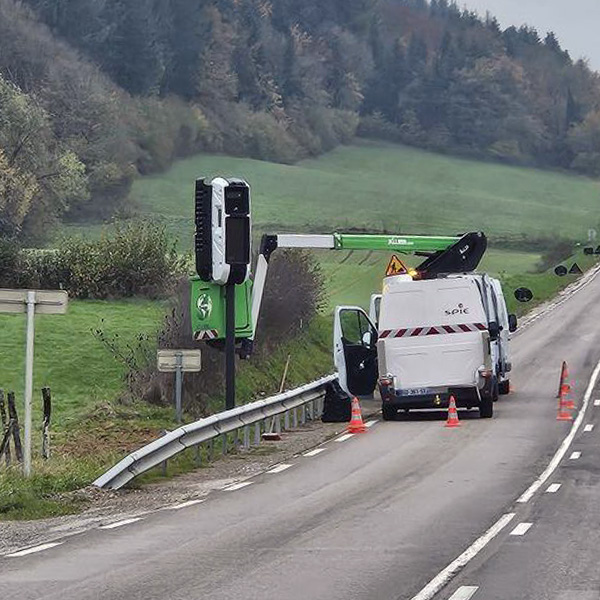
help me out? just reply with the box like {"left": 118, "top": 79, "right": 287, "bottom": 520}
{"left": 1, "top": 0, "right": 600, "bottom": 241}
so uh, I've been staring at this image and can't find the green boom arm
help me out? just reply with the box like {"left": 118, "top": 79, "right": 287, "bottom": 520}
{"left": 332, "top": 233, "right": 459, "bottom": 252}
{"left": 251, "top": 231, "right": 487, "bottom": 346}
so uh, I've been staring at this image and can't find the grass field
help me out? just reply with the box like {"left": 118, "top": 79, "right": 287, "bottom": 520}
{"left": 125, "top": 141, "right": 600, "bottom": 245}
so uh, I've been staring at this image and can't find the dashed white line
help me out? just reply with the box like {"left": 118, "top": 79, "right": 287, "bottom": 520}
{"left": 546, "top": 483, "right": 562, "bottom": 493}
{"left": 303, "top": 448, "right": 326, "bottom": 457}
{"left": 364, "top": 420, "right": 378, "bottom": 428}
{"left": 224, "top": 481, "right": 254, "bottom": 492}
{"left": 165, "top": 499, "right": 205, "bottom": 510}
{"left": 569, "top": 451, "right": 581, "bottom": 460}
{"left": 448, "top": 586, "right": 479, "bottom": 600}
{"left": 510, "top": 522, "right": 533, "bottom": 536}
{"left": 594, "top": 399, "right": 600, "bottom": 407}
{"left": 410, "top": 513, "right": 515, "bottom": 600}
{"left": 335, "top": 433, "right": 354, "bottom": 443}
{"left": 584, "top": 424, "right": 594, "bottom": 432}
{"left": 517, "top": 359, "right": 600, "bottom": 504}
{"left": 100, "top": 518, "right": 142, "bottom": 530}
{"left": 267, "top": 463, "right": 293, "bottom": 474}
{"left": 6, "top": 542, "right": 63, "bottom": 558}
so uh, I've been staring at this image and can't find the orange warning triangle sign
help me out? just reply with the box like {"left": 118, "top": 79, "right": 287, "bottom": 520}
{"left": 386, "top": 255, "right": 408, "bottom": 277}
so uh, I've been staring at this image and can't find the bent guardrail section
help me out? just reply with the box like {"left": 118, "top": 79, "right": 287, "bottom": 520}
{"left": 93, "top": 374, "right": 337, "bottom": 490}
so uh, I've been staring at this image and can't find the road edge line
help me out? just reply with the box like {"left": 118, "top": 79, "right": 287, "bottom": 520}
{"left": 409, "top": 513, "right": 515, "bottom": 600}
{"left": 516, "top": 358, "right": 600, "bottom": 504}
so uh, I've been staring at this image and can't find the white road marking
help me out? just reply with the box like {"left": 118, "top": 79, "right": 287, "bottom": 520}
{"left": 303, "top": 448, "right": 326, "bottom": 457}
{"left": 335, "top": 433, "right": 354, "bottom": 443}
{"left": 569, "top": 451, "right": 581, "bottom": 460}
{"left": 6, "top": 542, "right": 63, "bottom": 558}
{"left": 517, "top": 359, "right": 600, "bottom": 504}
{"left": 448, "top": 586, "right": 479, "bottom": 600}
{"left": 510, "top": 522, "right": 533, "bottom": 536}
{"left": 165, "top": 499, "right": 205, "bottom": 510}
{"left": 584, "top": 424, "right": 594, "bottom": 432}
{"left": 100, "top": 518, "right": 142, "bottom": 530}
{"left": 267, "top": 463, "right": 293, "bottom": 474}
{"left": 224, "top": 481, "right": 254, "bottom": 491}
{"left": 410, "top": 513, "right": 515, "bottom": 600}
{"left": 364, "top": 420, "right": 378, "bottom": 428}
{"left": 594, "top": 399, "right": 600, "bottom": 407}
{"left": 546, "top": 483, "right": 562, "bottom": 493}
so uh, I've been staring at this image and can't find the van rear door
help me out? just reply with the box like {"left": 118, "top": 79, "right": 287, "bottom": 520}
{"left": 378, "top": 278, "right": 488, "bottom": 390}
{"left": 334, "top": 307, "right": 378, "bottom": 396}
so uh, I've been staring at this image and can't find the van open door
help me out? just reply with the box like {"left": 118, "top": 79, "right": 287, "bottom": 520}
{"left": 334, "top": 307, "right": 378, "bottom": 396}
{"left": 369, "top": 294, "right": 382, "bottom": 329}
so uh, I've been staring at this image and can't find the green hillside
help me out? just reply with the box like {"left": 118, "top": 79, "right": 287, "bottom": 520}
{"left": 127, "top": 141, "right": 600, "bottom": 245}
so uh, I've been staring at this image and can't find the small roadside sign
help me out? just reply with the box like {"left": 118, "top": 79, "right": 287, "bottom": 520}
{"left": 0, "top": 289, "right": 68, "bottom": 478}
{"left": 569, "top": 263, "right": 583, "bottom": 275}
{"left": 385, "top": 255, "right": 408, "bottom": 277}
{"left": 0, "top": 289, "right": 68, "bottom": 314}
{"left": 157, "top": 350, "right": 202, "bottom": 373}
{"left": 157, "top": 349, "right": 202, "bottom": 424}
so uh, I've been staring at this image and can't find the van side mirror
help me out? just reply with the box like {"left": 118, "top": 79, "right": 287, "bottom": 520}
{"left": 508, "top": 314, "right": 518, "bottom": 333}
{"left": 488, "top": 321, "right": 500, "bottom": 340}
{"left": 362, "top": 330, "right": 377, "bottom": 347}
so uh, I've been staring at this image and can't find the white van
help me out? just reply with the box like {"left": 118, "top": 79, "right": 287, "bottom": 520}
{"left": 334, "top": 273, "right": 517, "bottom": 420}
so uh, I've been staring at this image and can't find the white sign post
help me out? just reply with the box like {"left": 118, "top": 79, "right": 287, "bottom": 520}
{"left": 157, "top": 350, "right": 201, "bottom": 423}
{"left": 0, "top": 289, "right": 68, "bottom": 477}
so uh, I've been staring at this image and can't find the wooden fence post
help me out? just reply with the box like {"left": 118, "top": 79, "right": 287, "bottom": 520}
{"left": 42, "top": 387, "right": 51, "bottom": 460}
{"left": 0, "top": 390, "right": 10, "bottom": 466}
{"left": 7, "top": 392, "right": 23, "bottom": 463}
{"left": 0, "top": 422, "right": 13, "bottom": 462}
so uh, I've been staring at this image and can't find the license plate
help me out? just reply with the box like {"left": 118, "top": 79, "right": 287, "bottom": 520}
{"left": 398, "top": 388, "right": 436, "bottom": 397}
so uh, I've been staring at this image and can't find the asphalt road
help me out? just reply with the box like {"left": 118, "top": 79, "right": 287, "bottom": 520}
{"left": 3, "top": 272, "right": 600, "bottom": 600}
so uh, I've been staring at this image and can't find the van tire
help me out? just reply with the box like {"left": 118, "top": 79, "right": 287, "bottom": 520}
{"left": 382, "top": 405, "right": 397, "bottom": 421}
{"left": 499, "top": 379, "right": 510, "bottom": 395}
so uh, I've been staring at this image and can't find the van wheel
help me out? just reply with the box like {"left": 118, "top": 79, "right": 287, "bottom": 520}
{"left": 382, "top": 405, "right": 397, "bottom": 421}
{"left": 499, "top": 379, "right": 510, "bottom": 395}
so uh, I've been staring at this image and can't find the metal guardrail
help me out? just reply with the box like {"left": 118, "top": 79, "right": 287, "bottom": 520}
{"left": 93, "top": 374, "right": 337, "bottom": 490}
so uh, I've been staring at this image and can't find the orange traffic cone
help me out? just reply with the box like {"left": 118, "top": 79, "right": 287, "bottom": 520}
{"left": 562, "top": 381, "right": 576, "bottom": 410}
{"left": 557, "top": 387, "right": 573, "bottom": 421}
{"left": 445, "top": 396, "right": 461, "bottom": 428}
{"left": 557, "top": 361, "right": 570, "bottom": 398}
{"left": 347, "top": 397, "right": 367, "bottom": 434}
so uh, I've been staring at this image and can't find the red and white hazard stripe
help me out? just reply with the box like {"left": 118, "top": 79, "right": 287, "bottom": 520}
{"left": 379, "top": 323, "right": 487, "bottom": 338}
{"left": 194, "top": 329, "right": 219, "bottom": 341}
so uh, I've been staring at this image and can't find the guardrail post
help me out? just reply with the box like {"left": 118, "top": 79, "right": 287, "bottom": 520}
{"left": 221, "top": 433, "right": 227, "bottom": 455}
{"left": 159, "top": 429, "right": 168, "bottom": 475}
{"left": 208, "top": 439, "right": 214, "bottom": 462}
{"left": 233, "top": 428, "right": 239, "bottom": 450}
{"left": 301, "top": 405, "right": 306, "bottom": 425}
{"left": 274, "top": 415, "right": 281, "bottom": 434}
{"left": 243, "top": 426, "right": 250, "bottom": 449}
{"left": 195, "top": 444, "right": 202, "bottom": 466}
{"left": 284, "top": 410, "right": 290, "bottom": 430}
{"left": 254, "top": 422, "right": 261, "bottom": 445}
{"left": 293, "top": 407, "right": 298, "bottom": 428}
{"left": 311, "top": 399, "right": 316, "bottom": 420}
